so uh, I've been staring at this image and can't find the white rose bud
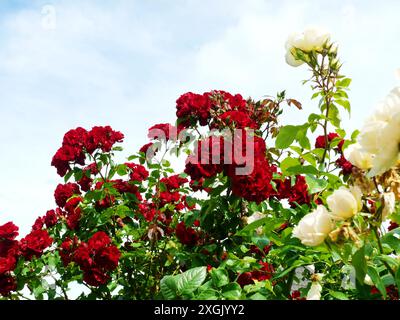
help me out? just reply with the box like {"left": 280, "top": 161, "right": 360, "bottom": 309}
{"left": 327, "top": 186, "right": 362, "bottom": 220}
{"left": 364, "top": 274, "right": 374, "bottom": 286}
{"left": 306, "top": 281, "right": 322, "bottom": 300}
{"left": 345, "top": 143, "right": 373, "bottom": 170}
{"left": 292, "top": 206, "right": 333, "bottom": 246}
{"left": 382, "top": 192, "right": 396, "bottom": 220}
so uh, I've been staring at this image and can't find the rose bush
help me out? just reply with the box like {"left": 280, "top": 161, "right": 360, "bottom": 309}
{"left": 1, "top": 28, "right": 400, "bottom": 300}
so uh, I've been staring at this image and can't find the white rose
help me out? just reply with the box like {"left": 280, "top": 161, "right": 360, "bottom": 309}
{"left": 345, "top": 143, "right": 373, "bottom": 170}
{"left": 285, "top": 49, "right": 304, "bottom": 67}
{"left": 285, "top": 27, "right": 330, "bottom": 67}
{"left": 306, "top": 282, "right": 322, "bottom": 300}
{"left": 292, "top": 206, "right": 333, "bottom": 246}
{"left": 382, "top": 192, "right": 396, "bottom": 220}
{"left": 358, "top": 119, "right": 388, "bottom": 155}
{"left": 358, "top": 86, "right": 400, "bottom": 176}
{"left": 301, "top": 27, "right": 330, "bottom": 51}
{"left": 327, "top": 186, "right": 362, "bottom": 220}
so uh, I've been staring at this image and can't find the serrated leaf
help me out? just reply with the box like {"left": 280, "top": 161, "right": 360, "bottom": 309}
{"left": 160, "top": 275, "right": 177, "bottom": 299}
{"left": 176, "top": 266, "right": 207, "bottom": 296}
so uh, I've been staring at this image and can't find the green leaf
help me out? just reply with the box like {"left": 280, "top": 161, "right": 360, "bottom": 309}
{"left": 116, "top": 164, "right": 127, "bottom": 176}
{"left": 304, "top": 174, "right": 328, "bottom": 194}
{"left": 286, "top": 165, "right": 319, "bottom": 176}
{"left": 236, "top": 217, "right": 268, "bottom": 236}
{"left": 160, "top": 275, "right": 178, "bottom": 299}
{"left": 352, "top": 246, "right": 367, "bottom": 285}
{"left": 367, "top": 266, "right": 387, "bottom": 299}
{"left": 64, "top": 170, "right": 74, "bottom": 183}
{"left": 329, "top": 290, "right": 349, "bottom": 300}
{"left": 336, "top": 99, "right": 351, "bottom": 115}
{"left": 275, "top": 125, "right": 299, "bottom": 149}
{"left": 222, "top": 283, "right": 242, "bottom": 300}
{"left": 296, "top": 124, "right": 311, "bottom": 150}
{"left": 176, "top": 266, "right": 207, "bottom": 296}
{"left": 337, "top": 78, "right": 352, "bottom": 88}
{"left": 328, "top": 104, "right": 341, "bottom": 128}
{"left": 280, "top": 157, "right": 301, "bottom": 175}
{"left": 197, "top": 289, "right": 219, "bottom": 300}
{"left": 211, "top": 269, "right": 229, "bottom": 287}
{"left": 381, "top": 229, "right": 400, "bottom": 252}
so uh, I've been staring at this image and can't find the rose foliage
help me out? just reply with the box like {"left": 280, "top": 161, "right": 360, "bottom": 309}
{"left": 1, "top": 27, "right": 400, "bottom": 300}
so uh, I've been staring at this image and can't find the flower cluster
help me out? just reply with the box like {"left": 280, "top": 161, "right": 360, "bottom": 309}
{"left": 61, "top": 231, "right": 121, "bottom": 287}
{"left": 293, "top": 185, "right": 364, "bottom": 246}
{"left": 51, "top": 126, "right": 124, "bottom": 177}
{"left": 0, "top": 222, "right": 53, "bottom": 296}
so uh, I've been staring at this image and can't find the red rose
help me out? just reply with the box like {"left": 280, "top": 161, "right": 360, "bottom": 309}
{"left": 388, "top": 221, "right": 399, "bottom": 231}
{"left": 20, "top": 229, "right": 53, "bottom": 260}
{"left": 72, "top": 232, "right": 120, "bottom": 287}
{"left": 175, "top": 221, "right": 199, "bottom": 246}
{"left": 336, "top": 155, "right": 354, "bottom": 175}
{"left": 0, "top": 275, "right": 17, "bottom": 296}
{"left": 74, "top": 244, "right": 93, "bottom": 270}
{"left": 176, "top": 92, "right": 212, "bottom": 127}
{"left": 44, "top": 210, "right": 58, "bottom": 228}
{"left": 237, "top": 272, "right": 254, "bottom": 287}
{"left": 31, "top": 217, "right": 44, "bottom": 231}
{"left": 138, "top": 202, "right": 157, "bottom": 222}
{"left": 85, "top": 126, "right": 124, "bottom": 153}
{"left": 125, "top": 163, "right": 149, "bottom": 182}
{"left": 88, "top": 231, "right": 111, "bottom": 251}
{"left": 83, "top": 268, "right": 110, "bottom": 287}
{"left": 160, "top": 175, "right": 188, "bottom": 191}
{"left": 0, "top": 255, "right": 16, "bottom": 274}
{"left": 0, "top": 222, "right": 19, "bottom": 241}
{"left": 217, "top": 110, "right": 258, "bottom": 129}
{"left": 95, "top": 245, "right": 121, "bottom": 271}
{"left": 54, "top": 183, "right": 81, "bottom": 208}
{"left": 59, "top": 237, "right": 79, "bottom": 266}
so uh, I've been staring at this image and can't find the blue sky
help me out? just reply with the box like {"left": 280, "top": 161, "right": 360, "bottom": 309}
{"left": 0, "top": 0, "right": 399, "bottom": 235}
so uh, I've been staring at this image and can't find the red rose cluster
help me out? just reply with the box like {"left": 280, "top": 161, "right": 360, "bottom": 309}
{"left": 237, "top": 261, "right": 274, "bottom": 288}
{"left": 273, "top": 175, "right": 311, "bottom": 207}
{"left": 60, "top": 231, "right": 121, "bottom": 287}
{"left": 51, "top": 126, "right": 124, "bottom": 177}
{"left": 176, "top": 90, "right": 269, "bottom": 130}
{"left": 0, "top": 222, "right": 53, "bottom": 296}
{"left": 184, "top": 132, "right": 279, "bottom": 204}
